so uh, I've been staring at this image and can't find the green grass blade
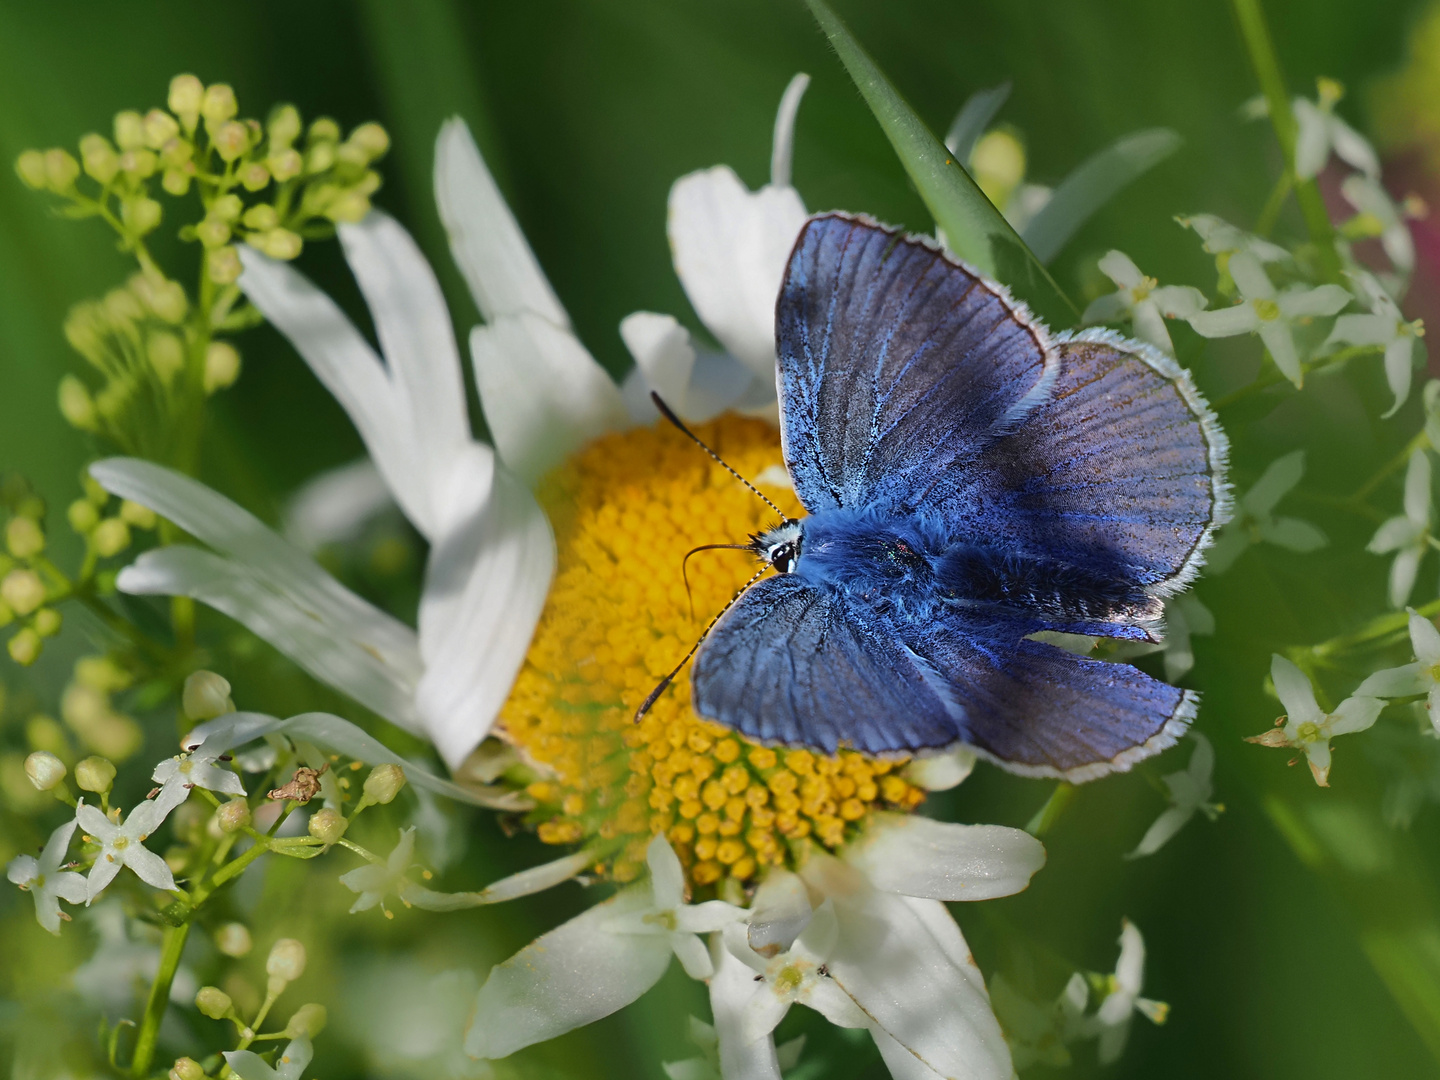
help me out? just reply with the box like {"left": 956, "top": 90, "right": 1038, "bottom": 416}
{"left": 803, "top": 0, "right": 1076, "bottom": 322}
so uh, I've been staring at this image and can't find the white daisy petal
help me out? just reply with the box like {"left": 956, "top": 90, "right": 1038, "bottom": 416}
{"left": 338, "top": 214, "right": 471, "bottom": 488}
{"left": 416, "top": 463, "right": 555, "bottom": 768}
{"left": 469, "top": 314, "right": 630, "bottom": 486}
{"left": 118, "top": 546, "right": 422, "bottom": 733}
{"left": 434, "top": 118, "right": 570, "bottom": 327}
{"left": 284, "top": 458, "right": 394, "bottom": 553}
{"left": 464, "top": 887, "right": 673, "bottom": 1061}
{"left": 747, "top": 869, "right": 813, "bottom": 958}
{"left": 668, "top": 165, "right": 808, "bottom": 380}
{"left": 237, "top": 247, "right": 431, "bottom": 535}
{"left": 845, "top": 814, "right": 1045, "bottom": 901}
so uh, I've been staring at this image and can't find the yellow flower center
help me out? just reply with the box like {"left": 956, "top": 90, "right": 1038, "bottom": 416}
{"left": 498, "top": 415, "right": 925, "bottom": 894}
{"left": 1296, "top": 720, "right": 1323, "bottom": 743}
{"left": 1253, "top": 298, "right": 1281, "bottom": 322}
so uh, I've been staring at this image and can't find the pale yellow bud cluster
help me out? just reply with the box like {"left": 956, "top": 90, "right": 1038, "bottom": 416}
{"left": 0, "top": 476, "right": 65, "bottom": 667}
{"left": 59, "top": 653, "right": 144, "bottom": 762}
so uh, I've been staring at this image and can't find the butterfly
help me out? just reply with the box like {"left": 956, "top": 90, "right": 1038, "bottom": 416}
{"left": 685, "top": 213, "right": 1229, "bottom": 782}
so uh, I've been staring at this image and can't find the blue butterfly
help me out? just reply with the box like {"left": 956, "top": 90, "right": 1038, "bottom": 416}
{"left": 683, "top": 213, "right": 1229, "bottom": 781}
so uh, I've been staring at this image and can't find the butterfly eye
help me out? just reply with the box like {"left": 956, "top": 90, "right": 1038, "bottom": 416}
{"left": 770, "top": 542, "right": 797, "bottom": 573}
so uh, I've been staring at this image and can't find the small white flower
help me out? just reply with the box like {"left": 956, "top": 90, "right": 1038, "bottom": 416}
{"left": 1357, "top": 608, "right": 1440, "bottom": 736}
{"left": 1204, "top": 450, "right": 1327, "bottom": 573}
{"left": 7, "top": 818, "right": 87, "bottom": 934}
{"left": 1126, "top": 734, "right": 1222, "bottom": 859}
{"left": 463, "top": 834, "right": 744, "bottom": 1063}
{"left": 1188, "top": 251, "right": 1352, "bottom": 386}
{"left": 1368, "top": 449, "right": 1434, "bottom": 608}
{"left": 1248, "top": 655, "right": 1384, "bottom": 787}
{"left": 76, "top": 790, "right": 186, "bottom": 901}
{"left": 1082, "top": 250, "right": 1207, "bottom": 355}
{"left": 339, "top": 826, "right": 424, "bottom": 916}
{"left": 1338, "top": 174, "right": 1417, "bottom": 280}
{"left": 1177, "top": 213, "right": 1291, "bottom": 265}
{"left": 1328, "top": 271, "right": 1426, "bottom": 416}
{"left": 1090, "top": 920, "right": 1169, "bottom": 1065}
{"left": 622, "top": 74, "right": 812, "bottom": 422}
{"left": 1291, "top": 78, "right": 1380, "bottom": 182}
{"left": 224, "top": 1036, "right": 313, "bottom": 1080}
{"left": 152, "top": 740, "right": 247, "bottom": 805}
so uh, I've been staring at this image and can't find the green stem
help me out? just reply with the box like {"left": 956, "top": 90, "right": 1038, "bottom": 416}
{"left": 1229, "top": 0, "right": 1342, "bottom": 281}
{"left": 1254, "top": 171, "right": 1293, "bottom": 237}
{"left": 129, "top": 921, "right": 191, "bottom": 1078}
{"left": 1025, "top": 782, "right": 1076, "bottom": 837}
{"left": 1351, "top": 431, "right": 1430, "bottom": 504}
{"left": 209, "top": 835, "right": 272, "bottom": 889}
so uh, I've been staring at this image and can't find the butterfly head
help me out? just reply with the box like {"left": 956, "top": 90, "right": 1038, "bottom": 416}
{"left": 753, "top": 520, "right": 804, "bottom": 574}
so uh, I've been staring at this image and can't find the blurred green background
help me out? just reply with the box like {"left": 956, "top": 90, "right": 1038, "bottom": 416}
{"left": 3, "top": 1, "right": 1439, "bottom": 1077}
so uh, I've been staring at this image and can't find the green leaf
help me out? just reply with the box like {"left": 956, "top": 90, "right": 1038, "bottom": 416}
{"left": 1021, "top": 128, "right": 1181, "bottom": 264}
{"left": 803, "top": 0, "right": 1076, "bottom": 323}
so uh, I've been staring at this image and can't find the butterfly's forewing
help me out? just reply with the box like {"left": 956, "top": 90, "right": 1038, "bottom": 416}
{"left": 691, "top": 574, "right": 961, "bottom": 754}
{"left": 945, "top": 329, "right": 1230, "bottom": 594}
{"left": 776, "top": 213, "right": 1058, "bottom": 515}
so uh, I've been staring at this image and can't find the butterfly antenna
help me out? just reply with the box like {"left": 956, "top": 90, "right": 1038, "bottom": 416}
{"left": 650, "top": 392, "right": 789, "bottom": 521}
{"left": 634, "top": 564, "right": 769, "bottom": 723}
{"left": 681, "top": 543, "right": 754, "bottom": 620}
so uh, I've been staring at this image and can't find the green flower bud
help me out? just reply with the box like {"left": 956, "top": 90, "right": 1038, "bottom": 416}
{"left": 168, "top": 74, "right": 204, "bottom": 127}
{"left": 103, "top": 287, "right": 144, "bottom": 327}
{"left": 241, "top": 204, "right": 278, "bottom": 231}
{"left": 6, "top": 516, "right": 44, "bottom": 558}
{"left": 81, "top": 476, "right": 109, "bottom": 506}
{"left": 200, "top": 84, "right": 238, "bottom": 126}
{"left": 267, "top": 104, "right": 302, "bottom": 148}
{"left": 24, "top": 750, "right": 66, "bottom": 791}
{"left": 143, "top": 110, "right": 180, "bottom": 150}
{"left": 239, "top": 161, "right": 270, "bottom": 191}
{"left": 363, "top": 763, "right": 406, "bottom": 805}
{"left": 203, "top": 341, "right": 241, "bottom": 394}
{"left": 195, "top": 985, "right": 233, "bottom": 1019}
{"left": 43, "top": 149, "right": 80, "bottom": 191}
{"left": 118, "top": 500, "right": 156, "bottom": 529}
{"left": 147, "top": 330, "right": 185, "bottom": 382}
{"left": 285, "top": 1003, "right": 328, "bottom": 1039}
{"left": 266, "top": 937, "right": 307, "bottom": 985}
{"left": 267, "top": 148, "right": 303, "bottom": 182}
{"left": 27, "top": 714, "right": 67, "bottom": 756}
{"left": 183, "top": 670, "right": 233, "bottom": 721}
{"left": 324, "top": 191, "right": 370, "bottom": 224}
{"left": 347, "top": 122, "right": 390, "bottom": 161}
{"left": 161, "top": 168, "right": 192, "bottom": 196}
{"left": 58, "top": 378, "right": 97, "bottom": 432}
{"left": 134, "top": 274, "right": 188, "bottom": 324}
{"left": 8, "top": 627, "right": 41, "bottom": 666}
{"left": 307, "top": 807, "right": 347, "bottom": 845}
{"left": 33, "top": 608, "right": 62, "bottom": 638}
{"left": 0, "top": 599, "right": 13, "bottom": 629}
{"left": 195, "top": 216, "right": 231, "bottom": 248}
{"left": 256, "top": 229, "right": 302, "bottom": 260}
{"left": 159, "top": 137, "right": 193, "bottom": 170}
{"left": 213, "top": 120, "right": 249, "bottom": 163}
{"left": 122, "top": 197, "right": 162, "bottom": 237}
{"left": 75, "top": 755, "right": 117, "bottom": 793}
{"left": 216, "top": 798, "right": 250, "bottom": 833}
{"left": 211, "top": 193, "right": 243, "bottom": 221}
{"left": 119, "top": 148, "right": 157, "bottom": 179}
{"left": 16, "top": 150, "right": 47, "bottom": 189}
{"left": 336, "top": 142, "right": 369, "bottom": 170}
{"left": 114, "top": 111, "right": 145, "bottom": 151}
{"left": 308, "top": 117, "right": 341, "bottom": 144}
{"left": 92, "top": 518, "right": 131, "bottom": 558}
{"left": 304, "top": 142, "right": 335, "bottom": 174}
{"left": 62, "top": 682, "right": 107, "bottom": 728}
{"left": 82, "top": 713, "right": 143, "bottom": 761}
{"left": 169, "top": 1056, "right": 205, "bottom": 1080}
{"left": 78, "top": 133, "right": 119, "bottom": 184}
{"left": 206, "top": 246, "right": 242, "bottom": 285}
{"left": 215, "top": 921, "right": 252, "bottom": 957}
{"left": 2, "top": 569, "right": 45, "bottom": 615}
